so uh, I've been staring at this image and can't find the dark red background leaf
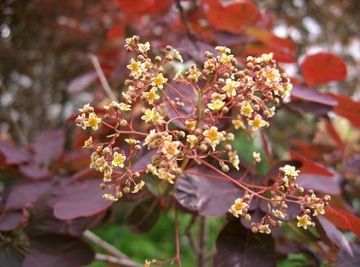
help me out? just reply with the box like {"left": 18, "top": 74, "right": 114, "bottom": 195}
{"left": 301, "top": 52, "right": 347, "bottom": 85}
{"left": 205, "top": 0, "right": 259, "bottom": 34}
{"left": 328, "top": 93, "right": 360, "bottom": 128}
{"left": 0, "top": 210, "right": 26, "bottom": 231}
{"left": 125, "top": 195, "right": 161, "bottom": 234}
{"left": 53, "top": 179, "right": 113, "bottom": 220}
{"left": 297, "top": 174, "right": 341, "bottom": 194}
{"left": 324, "top": 206, "right": 360, "bottom": 237}
{"left": 67, "top": 71, "right": 97, "bottom": 94}
{"left": 174, "top": 167, "right": 244, "bottom": 217}
{"left": 33, "top": 129, "right": 65, "bottom": 166}
{"left": 0, "top": 140, "right": 30, "bottom": 165}
{"left": 115, "top": 0, "right": 172, "bottom": 16}
{"left": 19, "top": 163, "right": 52, "bottom": 180}
{"left": 336, "top": 242, "right": 360, "bottom": 267}
{"left": 289, "top": 150, "right": 334, "bottom": 177}
{"left": 291, "top": 85, "right": 337, "bottom": 106}
{"left": 214, "top": 219, "right": 276, "bottom": 267}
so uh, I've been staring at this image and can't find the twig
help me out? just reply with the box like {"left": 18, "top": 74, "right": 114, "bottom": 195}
{"left": 83, "top": 230, "right": 141, "bottom": 267}
{"left": 196, "top": 216, "right": 208, "bottom": 267}
{"left": 95, "top": 253, "right": 142, "bottom": 267}
{"left": 88, "top": 54, "right": 117, "bottom": 101}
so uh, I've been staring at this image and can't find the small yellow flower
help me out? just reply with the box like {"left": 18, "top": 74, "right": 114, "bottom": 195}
{"left": 125, "top": 138, "right": 140, "bottom": 145}
{"left": 232, "top": 119, "right": 245, "bottom": 130}
{"left": 186, "top": 135, "right": 198, "bottom": 148}
{"left": 222, "top": 78, "right": 240, "bottom": 97}
{"left": 112, "top": 152, "right": 126, "bottom": 168}
{"left": 118, "top": 102, "right": 132, "bottom": 111}
{"left": 185, "top": 120, "right": 197, "bottom": 131}
{"left": 297, "top": 214, "right": 312, "bottom": 229}
{"left": 87, "top": 112, "right": 102, "bottom": 130}
{"left": 207, "top": 98, "right": 225, "bottom": 111}
{"left": 228, "top": 151, "right": 240, "bottom": 170}
{"left": 144, "top": 259, "right": 151, "bottom": 267}
{"left": 258, "top": 224, "right": 271, "bottom": 234}
{"left": 253, "top": 152, "right": 261, "bottom": 163}
{"left": 151, "top": 73, "right": 167, "bottom": 89}
{"left": 282, "top": 165, "right": 300, "bottom": 179}
{"left": 240, "top": 102, "right": 253, "bottom": 117}
{"left": 261, "top": 53, "right": 273, "bottom": 63}
{"left": 203, "top": 126, "right": 223, "bottom": 150}
{"left": 215, "top": 46, "right": 231, "bottom": 54}
{"left": 248, "top": 114, "right": 268, "bottom": 131}
{"left": 79, "top": 103, "right": 94, "bottom": 113}
{"left": 161, "top": 140, "right": 181, "bottom": 160}
{"left": 229, "top": 198, "right": 248, "bottom": 217}
{"left": 132, "top": 180, "right": 145, "bottom": 194}
{"left": 188, "top": 65, "right": 202, "bottom": 82}
{"left": 313, "top": 203, "right": 325, "bottom": 216}
{"left": 173, "top": 50, "right": 183, "bottom": 62}
{"left": 103, "top": 193, "right": 118, "bottom": 201}
{"left": 272, "top": 209, "right": 286, "bottom": 219}
{"left": 127, "top": 58, "right": 142, "bottom": 75}
{"left": 138, "top": 42, "right": 150, "bottom": 53}
{"left": 158, "top": 168, "right": 176, "bottom": 184}
{"left": 142, "top": 87, "right": 160, "bottom": 104}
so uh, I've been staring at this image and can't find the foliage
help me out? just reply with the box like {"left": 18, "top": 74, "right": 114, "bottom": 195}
{"left": 1, "top": 0, "right": 360, "bottom": 266}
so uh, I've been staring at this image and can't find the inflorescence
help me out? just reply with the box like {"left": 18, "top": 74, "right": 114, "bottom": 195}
{"left": 76, "top": 36, "right": 329, "bottom": 233}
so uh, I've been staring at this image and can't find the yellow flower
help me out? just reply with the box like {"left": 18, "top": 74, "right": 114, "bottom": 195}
{"left": 132, "top": 180, "right": 145, "bottom": 194}
{"left": 258, "top": 224, "right": 271, "bottom": 234}
{"left": 253, "top": 152, "right": 261, "bottom": 163}
{"left": 142, "top": 87, "right": 160, "bottom": 104}
{"left": 229, "top": 198, "right": 248, "bottom": 217}
{"left": 125, "top": 138, "right": 140, "bottom": 145}
{"left": 152, "top": 73, "right": 167, "bottom": 89}
{"left": 297, "top": 214, "right": 312, "bottom": 229}
{"left": 228, "top": 151, "right": 240, "bottom": 170}
{"left": 188, "top": 66, "right": 202, "bottom": 82}
{"left": 112, "top": 152, "right": 126, "bottom": 168}
{"left": 222, "top": 78, "right": 240, "bottom": 97}
{"left": 215, "top": 46, "right": 231, "bottom": 54}
{"left": 203, "top": 126, "right": 223, "bottom": 150}
{"left": 161, "top": 140, "right": 181, "bottom": 160}
{"left": 158, "top": 168, "right": 176, "bottom": 184}
{"left": 87, "top": 112, "right": 102, "bottom": 130}
{"left": 138, "top": 42, "right": 150, "bottom": 53}
{"left": 79, "top": 103, "right": 94, "bottom": 113}
{"left": 240, "top": 102, "right": 253, "bottom": 117}
{"left": 127, "top": 58, "right": 142, "bottom": 75}
{"left": 232, "top": 119, "right": 245, "bottom": 130}
{"left": 186, "top": 135, "right": 198, "bottom": 148}
{"left": 207, "top": 98, "right": 225, "bottom": 111}
{"left": 282, "top": 165, "right": 300, "bottom": 179}
{"left": 261, "top": 53, "right": 273, "bottom": 63}
{"left": 248, "top": 114, "right": 268, "bottom": 131}
{"left": 103, "top": 193, "right": 118, "bottom": 201}
{"left": 185, "top": 120, "right": 197, "bottom": 131}
{"left": 272, "top": 209, "right": 286, "bottom": 219}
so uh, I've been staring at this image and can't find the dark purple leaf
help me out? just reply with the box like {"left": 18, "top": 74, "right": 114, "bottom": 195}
{"left": 287, "top": 101, "right": 333, "bottom": 116}
{"left": 0, "top": 140, "right": 30, "bottom": 165}
{"left": 317, "top": 216, "right": 353, "bottom": 257}
{"left": 178, "top": 38, "right": 218, "bottom": 63}
{"left": 297, "top": 174, "right": 341, "bottom": 194}
{"left": 33, "top": 129, "right": 65, "bottom": 166}
{"left": 0, "top": 244, "right": 24, "bottom": 267}
{"left": 19, "top": 163, "right": 52, "bottom": 180}
{"left": 5, "top": 181, "right": 52, "bottom": 210}
{"left": 23, "top": 234, "right": 94, "bottom": 267}
{"left": 291, "top": 85, "right": 338, "bottom": 106}
{"left": 174, "top": 167, "right": 244, "bottom": 217}
{"left": 0, "top": 210, "right": 26, "bottom": 231}
{"left": 67, "top": 71, "right": 97, "bottom": 94}
{"left": 53, "top": 179, "right": 112, "bottom": 220}
{"left": 336, "top": 241, "right": 360, "bottom": 267}
{"left": 126, "top": 195, "right": 161, "bottom": 234}
{"left": 213, "top": 220, "right": 276, "bottom": 267}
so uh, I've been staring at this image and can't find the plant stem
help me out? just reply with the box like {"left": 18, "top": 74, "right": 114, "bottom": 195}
{"left": 196, "top": 216, "right": 208, "bottom": 267}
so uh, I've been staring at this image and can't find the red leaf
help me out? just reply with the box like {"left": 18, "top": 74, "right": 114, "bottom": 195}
{"left": 33, "top": 129, "right": 65, "bottom": 166}
{"left": 214, "top": 220, "right": 276, "bottom": 267}
{"left": 289, "top": 150, "right": 334, "bottom": 177}
{"left": 125, "top": 196, "right": 161, "bottom": 234}
{"left": 106, "top": 25, "right": 124, "bottom": 40}
{"left": 53, "top": 180, "right": 112, "bottom": 220}
{"left": 115, "top": 0, "right": 172, "bottom": 16}
{"left": 324, "top": 117, "right": 345, "bottom": 152}
{"left": 324, "top": 206, "right": 360, "bottom": 237}
{"left": 67, "top": 71, "right": 97, "bottom": 94}
{"left": 0, "top": 140, "right": 30, "bottom": 165}
{"left": 291, "top": 85, "right": 337, "bottom": 106}
{"left": 301, "top": 52, "right": 347, "bottom": 85}
{"left": 245, "top": 27, "right": 296, "bottom": 54}
{"left": 174, "top": 166, "right": 244, "bottom": 217}
{"left": 328, "top": 93, "right": 360, "bottom": 128}
{"left": 19, "top": 164, "right": 52, "bottom": 180}
{"left": 205, "top": 0, "right": 259, "bottom": 34}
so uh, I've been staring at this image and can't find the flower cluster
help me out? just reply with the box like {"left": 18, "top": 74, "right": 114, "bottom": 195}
{"left": 228, "top": 165, "right": 330, "bottom": 234}
{"left": 76, "top": 36, "right": 326, "bottom": 234}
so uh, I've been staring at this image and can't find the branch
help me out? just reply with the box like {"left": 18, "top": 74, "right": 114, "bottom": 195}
{"left": 83, "top": 230, "right": 142, "bottom": 267}
{"left": 88, "top": 54, "right": 117, "bottom": 101}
